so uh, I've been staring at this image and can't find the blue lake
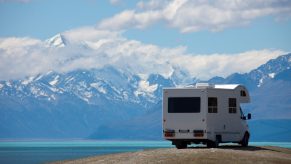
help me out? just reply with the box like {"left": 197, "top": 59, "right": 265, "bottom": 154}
{"left": 0, "top": 140, "right": 290, "bottom": 164}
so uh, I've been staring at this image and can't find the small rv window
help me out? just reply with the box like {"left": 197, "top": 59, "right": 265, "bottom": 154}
{"left": 168, "top": 97, "right": 200, "bottom": 113}
{"left": 208, "top": 97, "right": 217, "bottom": 113}
{"left": 240, "top": 90, "right": 246, "bottom": 97}
{"left": 229, "top": 98, "right": 237, "bottom": 113}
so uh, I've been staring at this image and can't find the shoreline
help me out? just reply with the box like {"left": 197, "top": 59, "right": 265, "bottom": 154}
{"left": 52, "top": 145, "right": 291, "bottom": 164}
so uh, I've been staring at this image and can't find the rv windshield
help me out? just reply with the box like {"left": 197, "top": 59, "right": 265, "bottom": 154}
{"left": 240, "top": 107, "right": 246, "bottom": 119}
{"left": 168, "top": 97, "right": 201, "bottom": 113}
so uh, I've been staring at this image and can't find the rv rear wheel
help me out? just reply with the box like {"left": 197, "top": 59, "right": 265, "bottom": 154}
{"left": 206, "top": 140, "right": 218, "bottom": 148}
{"left": 241, "top": 133, "right": 249, "bottom": 147}
{"left": 175, "top": 142, "right": 187, "bottom": 149}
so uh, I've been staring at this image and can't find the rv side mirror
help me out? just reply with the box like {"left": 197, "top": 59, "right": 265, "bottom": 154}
{"left": 247, "top": 113, "right": 251, "bottom": 120}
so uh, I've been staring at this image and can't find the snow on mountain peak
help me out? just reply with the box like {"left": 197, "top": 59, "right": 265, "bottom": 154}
{"left": 269, "top": 73, "right": 275, "bottom": 78}
{"left": 5, "top": 81, "right": 12, "bottom": 87}
{"left": 134, "top": 80, "right": 158, "bottom": 97}
{"left": 257, "top": 78, "right": 264, "bottom": 87}
{"left": 46, "top": 33, "right": 66, "bottom": 48}
{"left": 21, "top": 76, "right": 35, "bottom": 85}
{"left": 90, "top": 82, "right": 107, "bottom": 94}
{"left": 49, "top": 75, "right": 59, "bottom": 86}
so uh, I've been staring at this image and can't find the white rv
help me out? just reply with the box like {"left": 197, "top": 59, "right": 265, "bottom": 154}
{"left": 163, "top": 83, "right": 251, "bottom": 149}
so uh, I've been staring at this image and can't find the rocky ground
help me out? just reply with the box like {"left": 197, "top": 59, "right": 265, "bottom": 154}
{"left": 52, "top": 146, "right": 291, "bottom": 164}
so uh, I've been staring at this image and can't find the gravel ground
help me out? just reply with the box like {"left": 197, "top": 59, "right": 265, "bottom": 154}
{"left": 51, "top": 146, "right": 291, "bottom": 164}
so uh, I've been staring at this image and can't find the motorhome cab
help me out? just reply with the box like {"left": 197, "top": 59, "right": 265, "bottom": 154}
{"left": 163, "top": 83, "right": 251, "bottom": 149}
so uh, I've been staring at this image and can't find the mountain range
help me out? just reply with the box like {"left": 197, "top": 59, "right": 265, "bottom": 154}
{"left": 0, "top": 34, "right": 290, "bottom": 141}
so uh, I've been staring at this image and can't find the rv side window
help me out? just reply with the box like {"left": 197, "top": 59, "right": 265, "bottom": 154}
{"left": 240, "top": 90, "right": 246, "bottom": 97}
{"left": 168, "top": 97, "right": 200, "bottom": 113}
{"left": 208, "top": 97, "right": 217, "bottom": 113}
{"left": 229, "top": 98, "right": 237, "bottom": 113}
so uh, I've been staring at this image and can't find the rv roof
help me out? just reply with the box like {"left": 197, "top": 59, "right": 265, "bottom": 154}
{"left": 214, "top": 84, "right": 240, "bottom": 89}
{"left": 195, "top": 83, "right": 241, "bottom": 90}
{"left": 164, "top": 84, "right": 242, "bottom": 90}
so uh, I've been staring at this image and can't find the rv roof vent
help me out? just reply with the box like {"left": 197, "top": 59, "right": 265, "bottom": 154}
{"left": 185, "top": 84, "right": 195, "bottom": 88}
{"left": 195, "top": 83, "right": 214, "bottom": 89}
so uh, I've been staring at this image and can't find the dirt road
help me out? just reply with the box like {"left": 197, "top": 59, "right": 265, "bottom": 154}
{"left": 52, "top": 146, "right": 291, "bottom": 164}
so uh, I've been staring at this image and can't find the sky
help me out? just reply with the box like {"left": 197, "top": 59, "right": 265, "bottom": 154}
{"left": 0, "top": 0, "right": 291, "bottom": 80}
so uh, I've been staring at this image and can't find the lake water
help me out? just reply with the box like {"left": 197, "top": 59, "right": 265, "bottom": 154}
{"left": 0, "top": 140, "right": 290, "bottom": 164}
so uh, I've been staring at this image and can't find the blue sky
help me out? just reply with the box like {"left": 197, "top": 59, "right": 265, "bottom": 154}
{"left": 0, "top": 0, "right": 119, "bottom": 38}
{"left": 0, "top": 0, "right": 290, "bottom": 80}
{"left": 1, "top": 0, "right": 290, "bottom": 53}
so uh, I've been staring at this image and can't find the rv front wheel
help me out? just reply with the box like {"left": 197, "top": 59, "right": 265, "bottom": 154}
{"left": 241, "top": 133, "right": 249, "bottom": 147}
{"left": 175, "top": 142, "right": 187, "bottom": 149}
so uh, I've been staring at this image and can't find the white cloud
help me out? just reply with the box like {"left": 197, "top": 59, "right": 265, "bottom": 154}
{"left": 0, "top": 37, "right": 53, "bottom": 80}
{"left": 98, "top": 0, "right": 291, "bottom": 32}
{"left": 98, "top": 10, "right": 163, "bottom": 30}
{"left": 109, "top": 0, "right": 121, "bottom": 6}
{"left": 62, "top": 26, "right": 122, "bottom": 43}
{"left": 168, "top": 49, "right": 285, "bottom": 79}
{"left": 0, "top": 28, "right": 286, "bottom": 81}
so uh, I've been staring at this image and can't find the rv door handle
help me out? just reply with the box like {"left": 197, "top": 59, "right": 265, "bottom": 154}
{"left": 223, "top": 125, "right": 226, "bottom": 129}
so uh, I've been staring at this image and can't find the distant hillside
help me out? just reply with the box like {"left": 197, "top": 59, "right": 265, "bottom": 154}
{"left": 0, "top": 53, "right": 290, "bottom": 140}
{"left": 249, "top": 119, "right": 291, "bottom": 142}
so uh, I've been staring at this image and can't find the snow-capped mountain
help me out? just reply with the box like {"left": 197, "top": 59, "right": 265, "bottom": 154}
{"left": 208, "top": 53, "right": 291, "bottom": 119}
{"left": 248, "top": 54, "right": 291, "bottom": 87}
{"left": 0, "top": 66, "right": 167, "bottom": 108}
{"left": 208, "top": 53, "right": 291, "bottom": 89}
{"left": 0, "top": 64, "right": 175, "bottom": 138}
{"left": 45, "top": 33, "right": 67, "bottom": 48}
{"left": 0, "top": 50, "right": 290, "bottom": 139}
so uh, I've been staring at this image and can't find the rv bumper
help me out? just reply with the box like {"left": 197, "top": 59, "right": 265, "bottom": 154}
{"left": 163, "top": 129, "right": 206, "bottom": 139}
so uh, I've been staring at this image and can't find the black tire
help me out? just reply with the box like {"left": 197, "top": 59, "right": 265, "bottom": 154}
{"left": 241, "top": 133, "right": 249, "bottom": 147}
{"left": 214, "top": 138, "right": 219, "bottom": 148}
{"left": 207, "top": 140, "right": 218, "bottom": 148}
{"left": 206, "top": 141, "right": 214, "bottom": 148}
{"left": 207, "top": 137, "right": 219, "bottom": 148}
{"left": 175, "top": 142, "right": 187, "bottom": 149}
